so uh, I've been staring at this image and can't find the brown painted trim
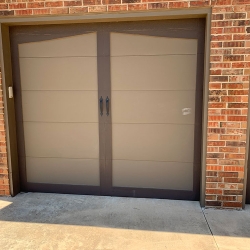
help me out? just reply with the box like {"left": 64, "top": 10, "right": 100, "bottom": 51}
{"left": 0, "top": 8, "right": 211, "bottom": 26}
{"left": 0, "top": 24, "right": 20, "bottom": 196}
{"left": 9, "top": 26, "right": 28, "bottom": 192}
{"left": 193, "top": 18, "right": 206, "bottom": 201}
{"left": 112, "top": 187, "right": 197, "bottom": 201}
{"left": 25, "top": 183, "right": 100, "bottom": 196}
{"left": 97, "top": 31, "right": 112, "bottom": 195}
{"left": 200, "top": 13, "right": 211, "bottom": 207}
{"left": 244, "top": 78, "right": 250, "bottom": 206}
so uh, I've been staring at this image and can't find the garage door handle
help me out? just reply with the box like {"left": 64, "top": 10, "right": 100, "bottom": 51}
{"left": 106, "top": 96, "right": 109, "bottom": 116}
{"left": 100, "top": 96, "right": 103, "bottom": 116}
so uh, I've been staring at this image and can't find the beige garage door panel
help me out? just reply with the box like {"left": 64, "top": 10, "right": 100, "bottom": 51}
{"left": 112, "top": 124, "right": 194, "bottom": 163}
{"left": 110, "top": 31, "right": 198, "bottom": 192}
{"left": 19, "top": 33, "right": 97, "bottom": 58}
{"left": 111, "top": 33, "right": 197, "bottom": 56}
{"left": 22, "top": 91, "right": 98, "bottom": 123}
{"left": 26, "top": 157, "right": 100, "bottom": 185}
{"left": 24, "top": 122, "right": 99, "bottom": 159}
{"left": 111, "top": 91, "right": 195, "bottom": 124}
{"left": 19, "top": 32, "right": 100, "bottom": 188}
{"left": 19, "top": 57, "right": 97, "bottom": 91}
{"left": 111, "top": 55, "right": 197, "bottom": 91}
{"left": 113, "top": 160, "right": 193, "bottom": 190}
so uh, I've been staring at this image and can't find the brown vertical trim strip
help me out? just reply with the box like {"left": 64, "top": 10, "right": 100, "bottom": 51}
{"left": 245, "top": 162, "right": 250, "bottom": 204}
{"left": 193, "top": 18, "right": 205, "bottom": 200}
{"left": 97, "top": 31, "right": 112, "bottom": 195}
{"left": 244, "top": 78, "right": 250, "bottom": 205}
{"left": 0, "top": 24, "right": 20, "bottom": 196}
{"left": 9, "top": 26, "right": 28, "bottom": 191}
{"left": 200, "top": 13, "right": 211, "bottom": 207}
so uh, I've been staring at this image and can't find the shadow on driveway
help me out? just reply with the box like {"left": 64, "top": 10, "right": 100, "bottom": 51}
{"left": 0, "top": 193, "right": 249, "bottom": 249}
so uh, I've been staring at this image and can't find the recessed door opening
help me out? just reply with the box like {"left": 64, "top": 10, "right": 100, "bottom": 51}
{"left": 10, "top": 18, "right": 205, "bottom": 200}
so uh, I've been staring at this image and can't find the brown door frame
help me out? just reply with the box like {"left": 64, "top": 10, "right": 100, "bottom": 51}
{"left": 0, "top": 8, "right": 212, "bottom": 207}
{"left": 246, "top": 150, "right": 250, "bottom": 204}
{"left": 243, "top": 79, "right": 250, "bottom": 206}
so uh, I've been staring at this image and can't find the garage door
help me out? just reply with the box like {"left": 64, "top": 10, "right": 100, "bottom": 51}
{"left": 10, "top": 19, "right": 205, "bottom": 200}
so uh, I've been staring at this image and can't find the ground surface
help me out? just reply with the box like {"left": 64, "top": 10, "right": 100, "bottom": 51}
{"left": 0, "top": 193, "right": 249, "bottom": 250}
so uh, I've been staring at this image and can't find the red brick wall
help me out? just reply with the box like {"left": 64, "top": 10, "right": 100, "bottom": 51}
{"left": 207, "top": 2, "right": 249, "bottom": 208}
{"left": 0, "top": 0, "right": 249, "bottom": 208}
{"left": 0, "top": 71, "right": 9, "bottom": 196}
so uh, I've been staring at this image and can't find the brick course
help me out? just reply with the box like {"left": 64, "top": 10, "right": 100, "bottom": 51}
{"left": 0, "top": 0, "right": 249, "bottom": 209}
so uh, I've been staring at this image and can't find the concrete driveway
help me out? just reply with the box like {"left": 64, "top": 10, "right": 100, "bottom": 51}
{"left": 0, "top": 193, "right": 249, "bottom": 250}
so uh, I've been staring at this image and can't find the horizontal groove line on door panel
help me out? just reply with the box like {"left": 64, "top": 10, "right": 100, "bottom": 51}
{"left": 112, "top": 122, "right": 196, "bottom": 125}
{"left": 110, "top": 54, "right": 196, "bottom": 57}
{"left": 22, "top": 121, "right": 99, "bottom": 124}
{"left": 28, "top": 183, "right": 100, "bottom": 187}
{"left": 17, "top": 55, "right": 173, "bottom": 58}
{"left": 110, "top": 53, "right": 204, "bottom": 57}
{"left": 112, "top": 159, "right": 193, "bottom": 163}
{"left": 112, "top": 187, "right": 192, "bottom": 192}
{"left": 111, "top": 90, "right": 197, "bottom": 92}
{"left": 25, "top": 156, "right": 99, "bottom": 160}
{"left": 19, "top": 54, "right": 202, "bottom": 58}
{"left": 21, "top": 90, "right": 98, "bottom": 92}
{"left": 19, "top": 56, "right": 97, "bottom": 59}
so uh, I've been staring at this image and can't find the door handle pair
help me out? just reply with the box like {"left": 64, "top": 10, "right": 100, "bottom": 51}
{"left": 100, "top": 96, "right": 109, "bottom": 116}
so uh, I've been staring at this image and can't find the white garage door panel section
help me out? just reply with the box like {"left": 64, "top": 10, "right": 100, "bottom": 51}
{"left": 111, "top": 33, "right": 198, "bottom": 190}
{"left": 18, "top": 33, "right": 100, "bottom": 186}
